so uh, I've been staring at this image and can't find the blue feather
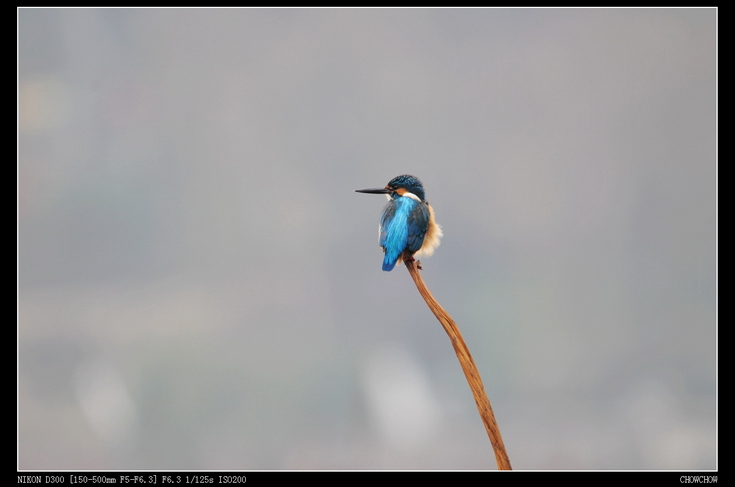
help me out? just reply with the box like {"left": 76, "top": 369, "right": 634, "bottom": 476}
{"left": 379, "top": 197, "right": 429, "bottom": 271}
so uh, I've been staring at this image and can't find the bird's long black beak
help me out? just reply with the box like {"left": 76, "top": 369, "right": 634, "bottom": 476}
{"left": 355, "top": 187, "right": 390, "bottom": 194}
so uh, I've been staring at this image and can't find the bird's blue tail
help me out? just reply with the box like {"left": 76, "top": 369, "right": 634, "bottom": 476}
{"left": 382, "top": 253, "right": 400, "bottom": 271}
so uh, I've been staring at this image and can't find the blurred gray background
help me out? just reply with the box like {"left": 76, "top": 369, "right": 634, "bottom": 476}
{"left": 18, "top": 8, "right": 716, "bottom": 470}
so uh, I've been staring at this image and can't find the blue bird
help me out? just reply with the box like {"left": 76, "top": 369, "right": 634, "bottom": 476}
{"left": 356, "top": 174, "right": 442, "bottom": 271}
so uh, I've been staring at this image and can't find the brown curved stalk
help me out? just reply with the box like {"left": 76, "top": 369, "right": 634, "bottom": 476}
{"left": 404, "top": 258, "right": 512, "bottom": 470}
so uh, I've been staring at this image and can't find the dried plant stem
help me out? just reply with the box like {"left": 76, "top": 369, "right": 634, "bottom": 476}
{"left": 404, "top": 258, "right": 512, "bottom": 470}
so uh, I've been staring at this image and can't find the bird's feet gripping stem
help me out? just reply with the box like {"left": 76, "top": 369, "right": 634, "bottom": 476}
{"left": 403, "top": 254, "right": 423, "bottom": 270}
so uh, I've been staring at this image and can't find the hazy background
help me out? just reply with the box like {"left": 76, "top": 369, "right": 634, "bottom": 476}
{"left": 18, "top": 8, "right": 716, "bottom": 470}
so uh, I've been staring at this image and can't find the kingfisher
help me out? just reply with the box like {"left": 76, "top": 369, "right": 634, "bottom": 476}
{"left": 355, "top": 174, "right": 442, "bottom": 271}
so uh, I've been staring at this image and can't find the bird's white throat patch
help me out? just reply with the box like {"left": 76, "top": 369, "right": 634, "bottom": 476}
{"left": 392, "top": 188, "right": 421, "bottom": 201}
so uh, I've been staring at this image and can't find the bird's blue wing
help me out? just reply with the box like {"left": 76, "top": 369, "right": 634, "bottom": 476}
{"left": 406, "top": 202, "right": 430, "bottom": 253}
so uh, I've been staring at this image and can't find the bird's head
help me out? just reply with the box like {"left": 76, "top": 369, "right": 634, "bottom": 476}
{"left": 355, "top": 174, "right": 426, "bottom": 202}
